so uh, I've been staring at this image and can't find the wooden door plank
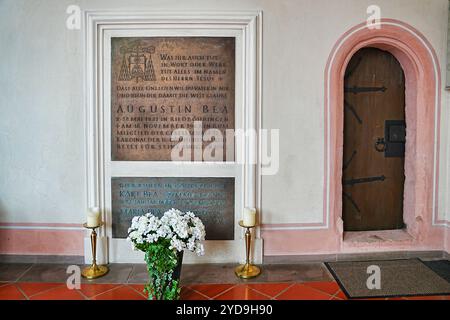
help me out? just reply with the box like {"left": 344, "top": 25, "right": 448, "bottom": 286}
{"left": 343, "top": 48, "right": 405, "bottom": 232}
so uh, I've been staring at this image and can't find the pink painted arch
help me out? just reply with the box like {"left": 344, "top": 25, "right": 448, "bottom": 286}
{"left": 324, "top": 19, "right": 442, "bottom": 246}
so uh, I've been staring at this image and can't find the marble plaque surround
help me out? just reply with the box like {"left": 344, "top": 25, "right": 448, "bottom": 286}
{"left": 85, "top": 12, "right": 262, "bottom": 263}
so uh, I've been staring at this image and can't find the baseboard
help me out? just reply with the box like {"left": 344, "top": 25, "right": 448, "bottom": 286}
{"left": 107, "top": 238, "right": 263, "bottom": 264}
{"left": 0, "top": 254, "right": 84, "bottom": 264}
{"left": 444, "top": 251, "right": 450, "bottom": 261}
{"left": 264, "top": 250, "right": 447, "bottom": 264}
{"left": 264, "top": 254, "right": 338, "bottom": 264}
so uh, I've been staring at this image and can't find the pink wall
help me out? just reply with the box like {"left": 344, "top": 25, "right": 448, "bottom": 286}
{"left": 262, "top": 19, "right": 448, "bottom": 256}
{"left": 0, "top": 224, "right": 84, "bottom": 256}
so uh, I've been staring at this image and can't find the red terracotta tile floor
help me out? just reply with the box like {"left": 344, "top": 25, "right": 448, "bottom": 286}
{"left": 0, "top": 281, "right": 449, "bottom": 300}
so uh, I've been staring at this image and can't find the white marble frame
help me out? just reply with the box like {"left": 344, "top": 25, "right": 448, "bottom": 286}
{"left": 84, "top": 11, "right": 263, "bottom": 264}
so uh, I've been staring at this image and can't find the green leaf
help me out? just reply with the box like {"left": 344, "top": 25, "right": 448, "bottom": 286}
{"left": 140, "top": 240, "right": 181, "bottom": 300}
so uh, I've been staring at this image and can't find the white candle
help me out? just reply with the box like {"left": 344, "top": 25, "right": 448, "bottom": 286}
{"left": 87, "top": 207, "right": 101, "bottom": 227}
{"left": 243, "top": 207, "right": 257, "bottom": 227}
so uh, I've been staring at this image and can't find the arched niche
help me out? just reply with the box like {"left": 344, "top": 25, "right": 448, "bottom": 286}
{"left": 324, "top": 19, "right": 441, "bottom": 244}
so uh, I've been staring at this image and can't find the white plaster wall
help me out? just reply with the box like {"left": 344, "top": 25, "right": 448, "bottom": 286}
{"left": 0, "top": 0, "right": 84, "bottom": 223}
{"left": 0, "top": 0, "right": 449, "bottom": 230}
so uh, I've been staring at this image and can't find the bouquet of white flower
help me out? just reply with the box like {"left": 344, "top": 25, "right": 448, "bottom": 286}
{"left": 127, "top": 208, "right": 206, "bottom": 256}
{"left": 127, "top": 208, "right": 206, "bottom": 300}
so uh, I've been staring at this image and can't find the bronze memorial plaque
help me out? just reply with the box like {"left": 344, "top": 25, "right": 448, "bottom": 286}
{"left": 111, "top": 177, "right": 235, "bottom": 240}
{"left": 111, "top": 37, "right": 235, "bottom": 161}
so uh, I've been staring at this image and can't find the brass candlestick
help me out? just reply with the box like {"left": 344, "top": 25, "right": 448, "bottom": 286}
{"left": 82, "top": 222, "right": 109, "bottom": 279}
{"left": 235, "top": 220, "right": 261, "bottom": 279}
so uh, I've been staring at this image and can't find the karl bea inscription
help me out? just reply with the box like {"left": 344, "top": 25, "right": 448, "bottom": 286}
{"left": 112, "top": 177, "right": 235, "bottom": 241}
{"left": 111, "top": 37, "right": 236, "bottom": 161}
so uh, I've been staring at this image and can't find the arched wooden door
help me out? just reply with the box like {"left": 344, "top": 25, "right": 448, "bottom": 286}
{"left": 343, "top": 47, "right": 405, "bottom": 232}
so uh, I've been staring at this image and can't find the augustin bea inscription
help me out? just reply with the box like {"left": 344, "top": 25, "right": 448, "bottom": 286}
{"left": 111, "top": 37, "right": 235, "bottom": 161}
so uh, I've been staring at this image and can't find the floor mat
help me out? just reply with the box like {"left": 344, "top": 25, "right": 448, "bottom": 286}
{"left": 421, "top": 260, "right": 450, "bottom": 283}
{"left": 325, "top": 259, "right": 450, "bottom": 299}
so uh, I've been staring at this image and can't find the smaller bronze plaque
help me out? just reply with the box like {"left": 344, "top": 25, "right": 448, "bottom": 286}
{"left": 111, "top": 177, "right": 235, "bottom": 240}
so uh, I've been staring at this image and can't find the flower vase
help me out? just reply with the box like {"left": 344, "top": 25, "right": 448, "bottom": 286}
{"left": 172, "top": 251, "right": 184, "bottom": 283}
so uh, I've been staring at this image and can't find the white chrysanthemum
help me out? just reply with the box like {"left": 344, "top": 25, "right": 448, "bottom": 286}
{"left": 130, "top": 216, "right": 140, "bottom": 230}
{"left": 173, "top": 220, "right": 189, "bottom": 239}
{"left": 127, "top": 209, "right": 206, "bottom": 256}
{"left": 170, "top": 237, "right": 185, "bottom": 252}
{"left": 145, "top": 233, "right": 159, "bottom": 243}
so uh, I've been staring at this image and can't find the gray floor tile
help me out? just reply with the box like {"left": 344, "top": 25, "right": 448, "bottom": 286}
{"left": 181, "top": 264, "right": 240, "bottom": 285}
{"left": 244, "top": 263, "right": 333, "bottom": 283}
{"left": 18, "top": 264, "right": 69, "bottom": 283}
{"left": 80, "top": 263, "right": 133, "bottom": 284}
{"left": 0, "top": 263, "right": 33, "bottom": 282}
{"left": 12, "top": 263, "right": 134, "bottom": 284}
{"left": 127, "top": 264, "right": 148, "bottom": 284}
{"left": 180, "top": 263, "right": 333, "bottom": 285}
{"left": 3, "top": 261, "right": 333, "bottom": 285}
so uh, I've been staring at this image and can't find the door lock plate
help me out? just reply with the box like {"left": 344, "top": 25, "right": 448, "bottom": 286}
{"left": 384, "top": 120, "right": 406, "bottom": 158}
